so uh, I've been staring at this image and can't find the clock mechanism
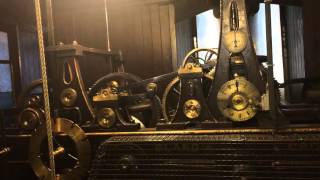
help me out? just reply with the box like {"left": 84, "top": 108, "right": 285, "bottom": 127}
{"left": 207, "top": 0, "right": 268, "bottom": 124}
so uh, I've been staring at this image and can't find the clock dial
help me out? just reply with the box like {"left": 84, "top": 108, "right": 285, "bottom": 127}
{"left": 217, "top": 77, "right": 260, "bottom": 122}
{"left": 223, "top": 30, "right": 248, "bottom": 53}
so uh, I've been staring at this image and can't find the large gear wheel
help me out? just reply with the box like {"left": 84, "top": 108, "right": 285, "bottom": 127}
{"left": 88, "top": 72, "right": 161, "bottom": 128}
{"left": 162, "top": 48, "right": 218, "bottom": 122}
{"left": 17, "top": 79, "right": 47, "bottom": 131}
{"left": 29, "top": 118, "right": 91, "bottom": 180}
{"left": 17, "top": 79, "right": 43, "bottom": 108}
{"left": 161, "top": 77, "right": 180, "bottom": 122}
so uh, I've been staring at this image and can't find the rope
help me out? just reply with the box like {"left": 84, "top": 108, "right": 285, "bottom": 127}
{"left": 34, "top": 0, "right": 56, "bottom": 179}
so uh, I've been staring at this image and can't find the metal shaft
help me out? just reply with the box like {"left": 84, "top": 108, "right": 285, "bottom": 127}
{"left": 265, "top": 0, "right": 277, "bottom": 123}
{"left": 34, "top": 0, "right": 56, "bottom": 179}
{"left": 45, "top": 0, "right": 55, "bottom": 46}
{"left": 104, "top": 0, "right": 111, "bottom": 52}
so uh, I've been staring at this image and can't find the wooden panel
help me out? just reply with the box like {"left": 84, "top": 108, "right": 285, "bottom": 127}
{"left": 303, "top": 0, "right": 320, "bottom": 78}
{"left": 285, "top": 5, "right": 305, "bottom": 102}
{"left": 18, "top": 26, "right": 41, "bottom": 88}
{"left": 52, "top": 0, "right": 175, "bottom": 80}
{"left": 53, "top": 0, "right": 107, "bottom": 49}
{"left": 150, "top": 5, "right": 163, "bottom": 75}
{"left": 160, "top": 5, "right": 173, "bottom": 73}
{"left": 175, "top": 18, "right": 193, "bottom": 66}
{"left": 140, "top": 5, "right": 154, "bottom": 77}
{"left": 107, "top": 1, "right": 175, "bottom": 78}
{"left": 53, "top": 10, "right": 75, "bottom": 45}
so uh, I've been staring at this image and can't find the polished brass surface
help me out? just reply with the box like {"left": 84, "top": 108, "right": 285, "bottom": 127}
{"left": 231, "top": 93, "right": 249, "bottom": 111}
{"left": 230, "top": 55, "right": 245, "bottom": 64}
{"left": 217, "top": 77, "right": 260, "bottom": 121}
{"left": 92, "top": 81, "right": 121, "bottom": 102}
{"left": 109, "top": 80, "right": 119, "bottom": 90}
{"left": 223, "top": 30, "right": 248, "bottom": 53}
{"left": 183, "top": 99, "right": 201, "bottom": 119}
{"left": 7, "top": 126, "right": 320, "bottom": 138}
{"left": 146, "top": 82, "right": 157, "bottom": 93}
{"left": 97, "top": 108, "right": 116, "bottom": 128}
{"left": 178, "top": 63, "right": 202, "bottom": 75}
{"left": 60, "top": 88, "right": 78, "bottom": 107}
{"left": 93, "top": 90, "right": 119, "bottom": 102}
{"left": 52, "top": 147, "right": 65, "bottom": 157}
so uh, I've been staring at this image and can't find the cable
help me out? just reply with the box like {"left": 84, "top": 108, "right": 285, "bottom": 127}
{"left": 34, "top": 0, "right": 56, "bottom": 179}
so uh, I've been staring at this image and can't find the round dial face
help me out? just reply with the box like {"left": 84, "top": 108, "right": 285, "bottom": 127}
{"left": 223, "top": 30, "right": 248, "bottom": 53}
{"left": 217, "top": 77, "right": 260, "bottom": 122}
{"left": 183, "top": 99, "right": 201, "bottom": 119}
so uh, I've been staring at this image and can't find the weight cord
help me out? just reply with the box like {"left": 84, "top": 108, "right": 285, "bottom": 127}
{"left": 34, "top": 0, "right": 56, "bottom": 179}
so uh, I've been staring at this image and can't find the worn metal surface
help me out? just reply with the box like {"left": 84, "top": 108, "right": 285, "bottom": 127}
{"left": 29, "top": 118, "right": 91, "bottom": 180}
{"left": 89, "top": 131, "right": 320, "bottom": 179}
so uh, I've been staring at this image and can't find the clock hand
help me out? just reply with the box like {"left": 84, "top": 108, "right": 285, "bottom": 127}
{"left": 234, "top": 30, "right": 238, "bottom": 48}
{"left": 235, "top": 80, "right": 239, "bottom": 92}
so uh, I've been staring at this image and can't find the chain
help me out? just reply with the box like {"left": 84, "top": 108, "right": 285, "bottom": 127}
{"left": 34, "top": 0, "right": 56, "bottom": 179}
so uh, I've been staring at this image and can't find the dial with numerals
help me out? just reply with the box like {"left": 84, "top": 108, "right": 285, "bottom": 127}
{"left": 223, "top": 30, "right": 248, "bottom": 53}
{"left": 217, "top": 77, "right": 260, "bottom": 122}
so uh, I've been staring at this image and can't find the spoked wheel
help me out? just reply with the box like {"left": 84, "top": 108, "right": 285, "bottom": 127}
{"left": 161, "top": 77, "right": 180, "bottom": 122}
{"left": 88, "top": 72, "right": 161, "bottom": 128}
{"left": 162, "top": 48, "right": 218, "bottom": 122}
{"left": 182, "top": 48, "right": 217, "bottom": 80}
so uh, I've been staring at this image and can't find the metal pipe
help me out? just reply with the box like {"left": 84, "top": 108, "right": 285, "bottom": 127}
{"left": 104, "top": 0, "right": 111, "bottom": 52}
{"left": 265, "top": 0, "right": 277, "bottom": 124}
{"left": 45, "top": 0, "right": 55, "bottom": 46}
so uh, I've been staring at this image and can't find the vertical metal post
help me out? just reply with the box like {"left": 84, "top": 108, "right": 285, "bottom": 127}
{"left": 265, "top": 0, "right": 277, "bottom": 124}
{"left": 45, "top": 0, "right": 55, "bottom": 46}
{"left": 104, "top": 0, "right": 111, "bottom": 52}
{"left": 34, "top": 0, "right": 56, "bottom": 179}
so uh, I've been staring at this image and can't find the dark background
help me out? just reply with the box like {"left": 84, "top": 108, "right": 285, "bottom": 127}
{"left": 0, "top": 0, "right": 318, "bottom": 105}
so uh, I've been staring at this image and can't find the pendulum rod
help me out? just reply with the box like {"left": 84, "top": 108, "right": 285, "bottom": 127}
{"left": 34, "top": 0, "right": 56, "bottom": 179}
